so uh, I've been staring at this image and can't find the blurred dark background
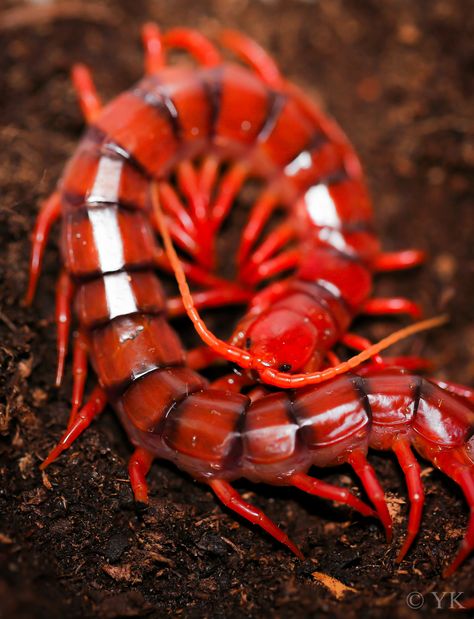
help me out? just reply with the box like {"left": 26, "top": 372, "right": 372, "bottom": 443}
{"left": 0, "top": 1, "right": 473, "bottom": 617}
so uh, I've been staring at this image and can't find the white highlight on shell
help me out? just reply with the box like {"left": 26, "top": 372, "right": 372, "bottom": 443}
{"left": 304, "top": 183, "right": 341, "bottom": 228}
{"left": 103, "top": 272, "right": 138, "bottom": 319}
{"left": 284, "top": 150, "right": 313, "bottom": 177}
{"left": 88, "top": 206, "right": 125, "bottom": 273}
{"left": 88, "top": 156, "right": 123, "bottom": 204}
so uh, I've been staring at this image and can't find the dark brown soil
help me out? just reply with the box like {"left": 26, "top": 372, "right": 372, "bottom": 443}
{"left": 1, "top": 1, "right": 473, "bottom": 618}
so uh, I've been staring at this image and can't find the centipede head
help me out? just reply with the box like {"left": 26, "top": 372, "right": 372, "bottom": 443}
{"left": 230, "top": 308, "right": 324, "bottom": 376}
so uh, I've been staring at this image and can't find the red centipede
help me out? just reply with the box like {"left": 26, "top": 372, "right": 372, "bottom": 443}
{"left": 25, "top": 24, "right": 474, "bottom": 582}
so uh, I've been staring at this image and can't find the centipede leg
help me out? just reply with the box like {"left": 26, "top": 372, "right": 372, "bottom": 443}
{"left": 244, "top": 249, "right": 300, "bottom": 286}
{"left": 289, "top": 472, "right": 377, "bottom": 518}
{"left": 241, "top": 222, "right": 296, "bottom": 278}
{"left": 142, "top": 22, "right": 164, "bottom": 74}
{"left": 71, "top": 64, "right": 101, "bottom": 123}
{"left": 129, "top": 447, "right": 155, "bottom": 503}
{"left": 342, "top": 333, "right": 431, "bottom": 373}
{"left": 176, "top": 160, "right": 214, "bottom": 269}
{"left": 199, "top": 155, "right": 220, "bottom": 200}
{"left": 347, "top": 450, "right": 393, "bottom": 542}
{"left": 361, "top": 298, "right": 423, "bottom": 320}
{"left": 186, "top": 346, "right": 225, "bottom": 371}
{"left": 432, "top": 449, "right": 474, "bottom": 577}
{"left": 69, "top": 331, "right": 89, "bottom": 425}
{"left": 25, "top": 191, "right": 61, "bottom": 305}
{"left": 166, "top": 286, "right": 251, "bottom": 318}
{"left": 41, "top": 385, "right": 107, "bottom": 469}
{"left": 219, "top": 30, "right": 283, "bottom": 88}
{"left": 154, "top": 248, "right": 244, "bottom": 290}
{"left": 211, "top": 162, "right": 248, "bottom": 230}
{"left": 372, "top": 249, "right": 426, "bottom": 272}
{"left": 158, "top": 181, "right": 197, "bottom": 238}
{"left": 392, "top": 439, "right": 424, "bottom": 562}
{"left": 55, "top": 270, "right": 74, "bottom": 388}
{"left": 430, "top": 380, "right": 474, "bottom": 404}
{"left": 209, "top": 479, "right": 303, "bottom": 558}
{"left": 163, "top": 28, "right": 221, "bottom": 66}
{"left": 238, "top": 190, "right": 278, "bottom": 270}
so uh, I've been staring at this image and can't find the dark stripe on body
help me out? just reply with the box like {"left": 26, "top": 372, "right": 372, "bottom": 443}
{"left": 352, "top": 375, "right": 373, "bottom": 423}
{"left": 257, "top": 90, "right": 287, "bottom": 142}
{"left": 201, "top": 67, "right": 224, "bottom": 138}
{"left": 222, "top": 399, "right": 251, "bottom": 472}
{"left": 105, "top": 360, "right": 187, "bottom": 400}
{"left": 132, "top": 81, "right": 182, "bottom": 139}
{"left": 85, "top": 127, "right": 151, "bottom": 178}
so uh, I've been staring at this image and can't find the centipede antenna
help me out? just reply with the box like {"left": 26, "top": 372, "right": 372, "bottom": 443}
{"left": 152, "top": 182, "right": 253, "bottom": 370}
{"left": 71, "top": 64, "right": 102, "bottom": 123}
{"left": 142, "top": 22, "right": 165, "bottom": 74}
{"left": 219, "top": 29, "right": 283, "bottom": 88}
{"left": 163, "top": 28, "right": 222, "bottom": 66}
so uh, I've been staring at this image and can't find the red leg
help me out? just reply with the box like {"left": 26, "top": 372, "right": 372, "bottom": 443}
{"left": 430, "top": 379, "right": 474, "bottom": 404}
{"left": 199, "top": 155, "right": 220, "bottom": 200}
{"left": 209, "top": 479, "right": 303, "bottom": 558}
{"left": 25, "top": 191, "right": 61, "bottom": 305}
{"left": 237, "top": 190, "right": 278, "bottom": 270}
{"left": 359, "top": 356, "right": 433, "bottom": 374}
{"left": 163, "top": 28, "right": 221, "bottom": 66}
{"left": 166, "top": 216, "right": 199, "bottom": 258}
{"left": 290, "top": 472, "right": 376, "bottom": 518}
{"left": 326, "top": 350, "right": 342, "bottom": 366}
{"left": 347, "top": 450, "right": 393, "bottom": 542}
{"left": 242, "top": 222, "right": 296, "bottom": 274}
{"left": 341, "top": 332, "right": 383, "bottom": 366}
{"left": 40, "top": 385, "right": 107, "bottom": 469}
{"left": 361, "top": 298, "right": 423, "bottom": 320}
{"left": 211, "top": 162, "right": 248, "bottom": 230}
{"left": 372, "top": 249, "right": 426, "bottom": 272}
{"left": 128, "top": 447, "right": 155, "bottom": 503}
{"left": 242, "top": 249, "right": 300, "bottom": 286}
{"left": 186, "top": 346, "right": 225, "bottom": 371}
{"left": 433, "top": 449, "right": 474, "bottom": 577}
{"left": 71, "top": 64, "right": 101, "bottom": 123}
{"left": 158, "top": 181, "right": 197, "bottom": 237}
{"left": 210, "top": 373, "right": 254, "bottom": 392}
{"left": 392, "top": 438, "right": 424, "bottom": 562}
{"left": 340, "top": 333, "right": 430, "bottom": 373}
{"left": 219, "top": 30, "right": 283, "bottom": 88}
{"left": 166, "top": 286, "right": 251, "bottom": 318}
{"left": 176, "top": 160, "right": 215, "bottom": 269}
{"left": 55, "top": 270, "right": 74, "bottom": 388}
{"left": 69, "top": 331, "right": 88, "bottom": 425}
{"left": 142, "top": 22, "right": 164, "bottom": 74}
{"left": 154, "top": 248, "right": 241, "bottom": 291}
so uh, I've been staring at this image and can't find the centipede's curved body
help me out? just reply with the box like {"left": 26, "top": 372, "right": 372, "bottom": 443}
{"left": 64, "top": 62, "right": 377, "bottom": 377}
{"left": 29, "top": 26, "right": 474, "bottom": 578}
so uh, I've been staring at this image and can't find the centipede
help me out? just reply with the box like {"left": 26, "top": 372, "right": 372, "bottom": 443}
{"left": 25, "top": 23, "right": 474, "bottom": 584}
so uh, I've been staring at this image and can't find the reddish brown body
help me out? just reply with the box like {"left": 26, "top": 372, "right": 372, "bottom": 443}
{"left": 28, "top": 26, "right": 473, "bottom": 582}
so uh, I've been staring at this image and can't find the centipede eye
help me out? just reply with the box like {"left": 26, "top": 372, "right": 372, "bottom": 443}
{"left": 278, "top": 363, "right": 292, "bottom": 373}
{"left": 245, "top": 337, "right": 252, "bottom": 349}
